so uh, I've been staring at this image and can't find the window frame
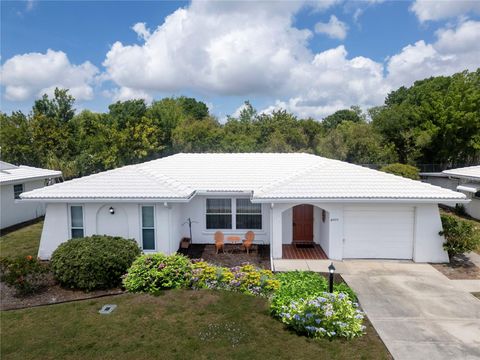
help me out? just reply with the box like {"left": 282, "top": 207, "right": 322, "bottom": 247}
{"left": 235, "top": 198, "right": 262, "bottom": 230}
{"left": 141, "top": 205, "right": 156, "bottom": 251}
{"left": 13, "top": 184, "right": 24, "bottom": 200}
{"left": 204, "top": 197, "right": 263, "bottom": 231}
{"left": 205, "top": 198, "right": 233, "bottom": 230}
{"left": 69, "top": 205, "right": 85, "bottom": 239}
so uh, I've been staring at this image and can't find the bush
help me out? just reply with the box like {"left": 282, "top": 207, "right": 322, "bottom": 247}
{"left": 51, "top": 235, "right": 141, "bottom": 291}
{"left": 380, "top": 163, "right": 420, "bottom": 180}
{"left": 123, "top": 253, "right": 193, "bottom": 294}
{"left": 440, "top": 214, "right": 480, "bottom": 258}
{"left": 279, "top": 292, "right": 365, "bottom": 339}
{"left": 191, "top": 261, "right": 280, "bottom": 297}
{"left": 0, "top": 256, "right": 50, "bottom": 296}
{"left": 271, "top": 271, "right": 356, "bottom": 316}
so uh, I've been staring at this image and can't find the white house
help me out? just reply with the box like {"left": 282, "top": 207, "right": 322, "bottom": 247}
{"left": 0, "top": 161, "right": 62, "bottom": 230}
{"left": 20, "top": 153, "right": 467, "bottom": 263}
{"left": 421, "top": 165, "right": 480, "bottom": 219}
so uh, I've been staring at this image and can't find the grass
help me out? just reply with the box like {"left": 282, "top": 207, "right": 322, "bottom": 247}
{"left": 0, "top": 290, "right": 391, "bottom": 360}
{"left": 0, "top": 221, "right": 42, "bottom": 259}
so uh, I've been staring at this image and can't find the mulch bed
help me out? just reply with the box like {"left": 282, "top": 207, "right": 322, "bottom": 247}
{"left": 179, "top": 244, "right": 271, "bottom": 269}
{"left": 0, "top": 273, "right": 124, "bottom": 311}
{"left": 431, "top": 254, "right": 480, "bottom": 280}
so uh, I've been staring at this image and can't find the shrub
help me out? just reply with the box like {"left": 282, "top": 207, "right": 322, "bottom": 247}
{"left": 440, "top": 214, "right": 480, "bottom": 259}
{"left": 123, "top": 253, "right": 193, "bottom": 294}
{"left": 380, "top": 163, "right": 420, "bottom": 180}
{"left": 0, "top": 256, "right": 50, "bottom": 296}
{"left": 51, "top": 235, "right": 141, "bottom": 291}
{"left": 271, "top": 271, "right": 356, "bottom": 316}
{"left": 279, "top": 292, "right": 365, "bottom": 339}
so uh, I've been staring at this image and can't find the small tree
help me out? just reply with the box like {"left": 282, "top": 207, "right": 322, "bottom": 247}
{"left": 380, "top": 163, "right": 420, "bottom": 180}
{"left": 439, "top": 214, "right": 480, "bottom": 260}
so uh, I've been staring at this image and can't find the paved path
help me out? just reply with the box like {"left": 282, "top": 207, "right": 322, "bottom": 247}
{"left": 342, "top": 261, "right": 480, "bottom": 360}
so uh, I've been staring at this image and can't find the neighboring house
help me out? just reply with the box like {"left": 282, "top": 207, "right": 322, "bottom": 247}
{"left": 0, "top": 161, "right": 62, "bottom": 230}
{"left": 421, "top": 165, "right": 480, "bottom": 219}
{"left": 21, "top": 153, "right": 466, "bottom": 263}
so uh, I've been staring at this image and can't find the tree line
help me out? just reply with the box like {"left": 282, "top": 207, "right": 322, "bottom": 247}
{"left": 1, "top": 69, "right": 479, "bottom": 179}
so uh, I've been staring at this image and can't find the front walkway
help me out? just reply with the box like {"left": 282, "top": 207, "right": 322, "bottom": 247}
{"left": 342, "top": 261, "right": 480, "bottom": 360}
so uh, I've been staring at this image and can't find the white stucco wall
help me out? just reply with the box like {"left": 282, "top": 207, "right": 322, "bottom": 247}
{"left": 173, "top": 195, "right": 271, "bottom": 245}
{"left": 1, "top": 180, "right": 48, "bottom": 229}
{"left": 413, "top": 204, "right": 449, "bottom": 262}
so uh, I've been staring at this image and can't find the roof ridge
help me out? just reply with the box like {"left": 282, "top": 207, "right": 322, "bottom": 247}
{"left": 135, "top": 165, "right": 193, "bottom": 196}
{"left": 254, "top": 157, "right": 326, "bottom": 197}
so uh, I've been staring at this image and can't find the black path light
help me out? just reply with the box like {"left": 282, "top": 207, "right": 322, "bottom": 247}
{"left": 328, "top": 262, "right": 336, "bottom": 293}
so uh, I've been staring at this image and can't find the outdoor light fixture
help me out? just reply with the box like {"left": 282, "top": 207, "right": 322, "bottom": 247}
{"left": 328, "top": 262, "right": 336, "bottom": 293}
{"left": 109, "top": 206, "right": 115, "bottom": 215}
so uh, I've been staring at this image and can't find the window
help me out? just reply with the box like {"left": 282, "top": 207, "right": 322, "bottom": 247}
{"left": 141, "top": 206, "right": 155, "bottom": 250}
{"left": 70, "top": 205, "right": 84, "bottom": 238}
{"left": 13, "top": 184, "right": 24, "bottom": 199}
{"left": 236, "top": 199, "right": 262, "bottom": 229}
{"left": 206, "top": 199, "right": 232, "bottom": 229}
{"left": 475, "top": 191, "right": 480, "bottom": 200}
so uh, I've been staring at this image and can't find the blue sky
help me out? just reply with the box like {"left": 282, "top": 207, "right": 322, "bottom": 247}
{"left": 1, "top": 0, "right": 479, "bottom": 119}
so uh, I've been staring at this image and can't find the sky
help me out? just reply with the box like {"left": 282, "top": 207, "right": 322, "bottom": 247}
{"left": 1, "top": 0, "right": 479, "bottom": 120}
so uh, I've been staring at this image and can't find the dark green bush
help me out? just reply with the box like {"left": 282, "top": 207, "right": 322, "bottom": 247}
{"left": 380, "top": 163, "right": 420, "bottom": 180}
{"left": 0, "top": 256, "right": 50, "bottom": 296}
{"left": 440, "top": 214, "right": 480, "bottom": 259}
{"left": 123, "top": 253, "right": 193, "bottom": 294}
{"left": 51, "top": 235, "right": 141, "bottom": 291}
{"left": 271, "top": 271, "right": 356, "bottom": 316}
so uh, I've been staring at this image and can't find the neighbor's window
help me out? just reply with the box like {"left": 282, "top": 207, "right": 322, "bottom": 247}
{"left": 474, "top": 191, "right": 480, "bottom": 200}
{"left": 70, "top": 205, "right": 84, "bottom": 238}
{"left": 13, "top": 184, "right": 24, "bottom": 199}
{"left": 236, "top": 199, "right": 262, "bottom": 229}
{"left": 206, "top": 199, "right": 232, "bottom": 229}
{"left": 141, "top": 206, "right": 155, "bottom": 250}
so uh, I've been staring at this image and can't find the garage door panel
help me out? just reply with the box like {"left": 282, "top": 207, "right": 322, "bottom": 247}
{"left": 343, "top": 209, "right": 414, "bottom": 259}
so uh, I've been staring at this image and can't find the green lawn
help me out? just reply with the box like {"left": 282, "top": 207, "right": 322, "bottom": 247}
{"left": 0, "top": 221, "right": 42, "bottom": 259}
{"left": 1, "top": 290, "right": 390, "bottom": 360}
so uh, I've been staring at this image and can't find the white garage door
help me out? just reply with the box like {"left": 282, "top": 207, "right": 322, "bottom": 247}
{"left": 343, "top": 208, "right": 414, "bottom": 259}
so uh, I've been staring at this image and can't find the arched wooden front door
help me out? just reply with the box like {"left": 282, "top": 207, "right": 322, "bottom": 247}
{"left": 292, "top": 204, "right": 314, "bottom": 245}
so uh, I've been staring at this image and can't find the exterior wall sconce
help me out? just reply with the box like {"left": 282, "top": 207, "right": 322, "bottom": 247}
{"left": 109, "top": 206, "right": 115, "bottom": 215}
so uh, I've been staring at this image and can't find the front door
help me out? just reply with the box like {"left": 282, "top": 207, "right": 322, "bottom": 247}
{"left": 293, "top": 204, "right": 314, "bottom": 244}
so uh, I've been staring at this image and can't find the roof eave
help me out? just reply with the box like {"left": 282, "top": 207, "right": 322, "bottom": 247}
{"left": 0, "top": 173, "right": 62, "bottom": 185}
{"left": 251, "top": 197, "right": 469, "bottom": 204}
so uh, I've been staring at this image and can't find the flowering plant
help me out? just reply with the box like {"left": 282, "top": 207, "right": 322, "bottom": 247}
{"left": 123, "top": 253, "right": 192, "bottom": 293}
{"left": 279, "top": 292, "right": 365, "bottom": 339}
{"left": 0, "top": 256, "right": 50, "bottom": 296}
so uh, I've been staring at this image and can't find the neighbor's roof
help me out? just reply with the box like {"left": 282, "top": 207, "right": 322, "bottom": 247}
{"left": 443, "top": 165, "right": 480, "bottom": 181}
{"left": 0, "top": 161, "right": 62, "bottom": 185}
{"left": 20, "top": 153, "right": 466, "bottom": 202}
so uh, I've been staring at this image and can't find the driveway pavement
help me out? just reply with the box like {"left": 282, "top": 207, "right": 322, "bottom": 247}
{"left": 342, "top": 261, "right": 480, "bottom": 360}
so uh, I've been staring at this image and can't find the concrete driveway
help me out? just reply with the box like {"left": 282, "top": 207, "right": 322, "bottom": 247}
{"left": 342, "top": 261, "right": 480, "bottom": 360}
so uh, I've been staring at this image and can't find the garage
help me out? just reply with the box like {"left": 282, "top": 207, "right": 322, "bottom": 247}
{"left": 343, "top": 207, "right": 415, "bottom": 259}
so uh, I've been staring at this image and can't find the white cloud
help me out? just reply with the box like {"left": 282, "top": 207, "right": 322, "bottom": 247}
{"left": 132, "top": 22, "right": 151, "bottom": 41}
{"left": 0, "top": 49, "right": 98, "bottom": 101}
{"left": 386, "top": 20, "right": 480, "bottom": 88}
{"left": 314, "top": 15, "right": 348, "bottom": 40}
{"left": 410, "top": 0, "right": 480, "bottom": 22}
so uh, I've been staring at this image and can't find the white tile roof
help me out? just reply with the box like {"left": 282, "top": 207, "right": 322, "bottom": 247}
{"left": 21, "top": 153, "right": 466, "bottom": 202}
{"left": 443, "top": 165, "right": 480, "bottom": 180}
{"left": 0, "top": 162, "right": 62, "bottom": 185}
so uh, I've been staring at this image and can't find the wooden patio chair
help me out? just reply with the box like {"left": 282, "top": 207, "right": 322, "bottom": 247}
{"left": 242, "top": 231, "right": 255, "bottom": 254}
{"left": 214, "top": 231, "right": 225, "bottom": 254}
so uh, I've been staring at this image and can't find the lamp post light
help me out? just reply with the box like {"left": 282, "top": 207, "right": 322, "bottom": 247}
{"left": 109, "top": 206, "right": 115, "bottom": 215}
{"left": 328, "top": 262, "right": 336, "bottom": 293}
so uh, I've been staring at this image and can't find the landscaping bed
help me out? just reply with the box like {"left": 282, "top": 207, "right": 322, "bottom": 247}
{"left": 431, "top": 254, "right": 480, "bottom": 280}
{"left": 1, "top": 291, "right": 392, "bottom": 360}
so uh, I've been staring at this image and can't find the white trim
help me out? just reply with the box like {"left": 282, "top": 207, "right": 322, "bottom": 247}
{"left": 251, "top": 197, "right": 469, "bottom": 204}
{"left": 140, "top": 205, "right": 156, "bottom": 251}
